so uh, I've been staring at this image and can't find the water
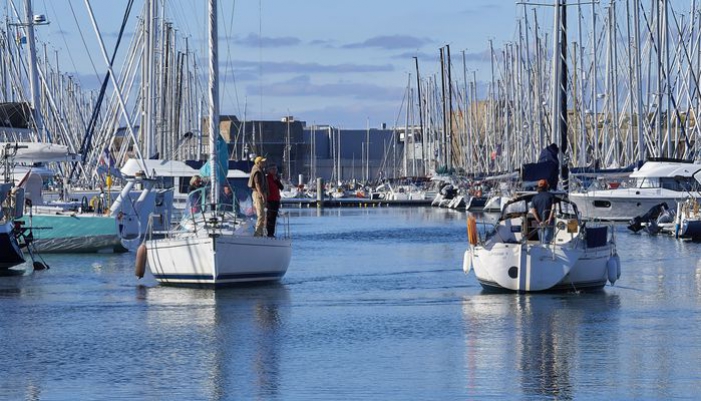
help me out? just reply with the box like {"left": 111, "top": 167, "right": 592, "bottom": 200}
{"left": 1, "top": 207, "right": 700, "bottom": 400}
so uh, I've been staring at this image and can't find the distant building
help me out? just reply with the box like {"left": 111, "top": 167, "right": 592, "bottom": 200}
{"left": 203, "top": 115, "right": 429, "bottom": 183}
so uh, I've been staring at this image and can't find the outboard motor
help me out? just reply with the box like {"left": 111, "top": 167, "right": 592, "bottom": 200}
{"left": 627, "top": 202, "right": 669, "bottom": 234}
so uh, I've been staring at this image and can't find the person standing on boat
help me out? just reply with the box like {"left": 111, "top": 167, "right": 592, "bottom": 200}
{"left": 538, "top": 143, "right": 559, "bottom": 190}
{"left": 220, "top": 185, "right": 235, "bottom": 212}
{"left": 530, "top": 179, "right": 556, "bottom": 244}
{"left": 248, "top": 156, "right": 268, "bottom": 236}
{"left": 188, "top": 175, "right": 204, "bottom": 213}
{"left": 266, "top": 164, "right": 284, "bottom": 237}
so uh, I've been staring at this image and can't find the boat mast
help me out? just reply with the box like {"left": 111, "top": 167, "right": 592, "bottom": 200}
{"left": 559, "top": 1, "right": 568, "bottom": 190}
{"left": 23, "top": 0, "right": 43, "bottom": 141}
{"left": 413, "top": 56, "right": 425, "bottom": 176}
{"left": 208, "top": 0, "right": 219, "bottom": 206}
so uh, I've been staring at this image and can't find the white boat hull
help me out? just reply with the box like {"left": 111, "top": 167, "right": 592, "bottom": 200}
{"left": 467, "top": 243, "right": 611, "bottom": 292}
{"left": 145, "top": 234, "right": 291, "bottom": 287}
{"left": 569, "top": 190, "right": 684, "bottom": 221}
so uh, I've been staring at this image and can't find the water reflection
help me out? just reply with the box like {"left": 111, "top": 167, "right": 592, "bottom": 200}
{"left": 142, "top": 284, "right": 290, "bottom": 400}
{"left": 461, "top": 292, "right": 621, "bottom": 399}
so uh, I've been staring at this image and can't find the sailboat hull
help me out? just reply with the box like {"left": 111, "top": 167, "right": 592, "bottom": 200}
{"left": 145, "top": 235, "right": 292, "bottom": 287}
{"left": 21, "top": 213, "right": 124, "bottom": 253}
{"left": 470, "top": 243, "right": 611, "bottom": 293}
{"left": 0, "top": 222, "right": 25, "bottom": 269}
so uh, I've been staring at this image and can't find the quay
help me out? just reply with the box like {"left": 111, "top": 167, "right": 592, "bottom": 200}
{"left": 281, "top": 198, "right": 432, "bottom": 208}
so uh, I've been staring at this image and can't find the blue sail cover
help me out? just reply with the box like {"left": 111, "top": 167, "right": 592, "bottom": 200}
{"left": 199, "top": 134, "right": 229, "bottom": 183}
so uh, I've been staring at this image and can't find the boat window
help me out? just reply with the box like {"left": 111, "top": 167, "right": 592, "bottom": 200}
{"left": 178, "top": 177, "right": 190, "bottom": 194}
{"left": 593, "top": 200, "right": 611, "bottom": 208}
{"left": 660, "top": 177, "right": 699, "bottom": 192}
{"left": 637, "top": 177, "right": 659, "bottom": 188}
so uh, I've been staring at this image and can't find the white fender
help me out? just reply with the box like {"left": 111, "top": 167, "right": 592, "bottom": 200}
{"left": 607, "top": 255, "right": 618, "bottom": 285}
{"left": 462, "top": 249, "right": 472, "bottom": 274}
{"left": 613, "top": 253, "right": 621, "bottom": 280}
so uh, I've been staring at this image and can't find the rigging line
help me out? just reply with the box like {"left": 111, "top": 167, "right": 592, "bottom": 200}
{"left": 46, "top": 0, "right": 79, "bottom": 81}
{"left": 69, "top": 0, "right": 135, "bottom": 180}
{"left": 223, "top": 0, "right": 243, "bottom": 118}
{"left": 67, "top": 0, "right": 100, "bottom": 83}
{"left": 259, "top": 0, "right": 263, "bottom": 120}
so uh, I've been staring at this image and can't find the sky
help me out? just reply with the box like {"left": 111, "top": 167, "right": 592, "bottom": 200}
{"left": 26, "top": 0, "right": 521, "bottom": 129}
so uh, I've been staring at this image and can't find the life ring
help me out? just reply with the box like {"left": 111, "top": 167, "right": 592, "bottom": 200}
{"left": 467, "top": 215, "right": 478, "bottom": 245}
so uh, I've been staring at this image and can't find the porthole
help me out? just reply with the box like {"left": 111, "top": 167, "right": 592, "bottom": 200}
{"left": 593, "top": 200, "right": 611, "bottom": 208}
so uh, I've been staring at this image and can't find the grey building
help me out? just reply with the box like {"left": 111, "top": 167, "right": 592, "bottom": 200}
{"left": 218, "top": 116, "right": 426, "bottom": 184}
{"left": 302, "top": 125, "right": 403, "bottom": 184}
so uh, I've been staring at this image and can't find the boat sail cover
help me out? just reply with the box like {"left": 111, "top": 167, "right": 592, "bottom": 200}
{"left": 0, "top": 142, "right": 75, "bottom": 163}
{"left": 198, "top": 133, "right": 229, "bottom": 183}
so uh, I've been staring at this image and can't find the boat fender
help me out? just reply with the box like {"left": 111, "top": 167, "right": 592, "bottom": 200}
{"left": 462, "top": 249, "right": 472, "bottom": 274}
{"left": 467, "top": 215, "right": 478, "bottom": 245}
{"left": 607, "top": 255, "right": 618, "bottom": 285}
{"left": 613, "top": 253, "right": 621, "bottom": 280}
{"left": 135, "top": 244, "right": 147, "bottom": 279}
{"left": 81, "top": 196, "right": 89, "bottom": 212}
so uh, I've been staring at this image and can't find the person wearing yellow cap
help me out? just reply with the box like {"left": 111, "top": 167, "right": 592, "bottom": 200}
{"left": 248, "top": 156, "right": 268, "bottom": 236}
{"left": 530, "top": 179, "right": 555, "bottom": 244}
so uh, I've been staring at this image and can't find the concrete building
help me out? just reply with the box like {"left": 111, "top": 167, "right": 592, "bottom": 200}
{"left": 206, "top": 116, "right": 431, "bottom": 184}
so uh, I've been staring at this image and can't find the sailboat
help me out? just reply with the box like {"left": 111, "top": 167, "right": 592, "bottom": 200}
{"left": 462, "top": 0, "right": 620, "bottom": 292}
{"left": 141, "top": 0, "right": 292, "bottom": 287}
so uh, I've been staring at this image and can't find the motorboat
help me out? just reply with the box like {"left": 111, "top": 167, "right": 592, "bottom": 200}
{"left": 463, "top": 193, "right": 620, "bottom": 292}
{"left": 569, "top": 158, "right": 701, "bottom": 221}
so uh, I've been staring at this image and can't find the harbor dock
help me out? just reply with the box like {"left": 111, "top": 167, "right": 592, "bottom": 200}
{"left": 281, "top": 198, "right": 432, "bottom": 208}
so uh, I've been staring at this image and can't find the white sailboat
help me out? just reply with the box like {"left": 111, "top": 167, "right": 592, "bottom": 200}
{"left": 464, "top": 193, "right": 619, "bottom": 292}
{"left": 462, "top": 1, "right": 620, "bottom": 293}
{"left": 141, "top": 0, "right": 291, "bottom": 287}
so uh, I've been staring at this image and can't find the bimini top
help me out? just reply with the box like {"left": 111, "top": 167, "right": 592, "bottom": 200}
{"left": 630, "top": 159, "right": 701, "bottom": 179}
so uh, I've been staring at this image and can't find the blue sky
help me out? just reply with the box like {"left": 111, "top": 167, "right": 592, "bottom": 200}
{"left": 29, "top": 0, "right": 520, "bottom": 129}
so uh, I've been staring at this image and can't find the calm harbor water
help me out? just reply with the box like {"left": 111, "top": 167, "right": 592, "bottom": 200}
{"left": 1, "top": 206, "right": 700, "bottom": 400}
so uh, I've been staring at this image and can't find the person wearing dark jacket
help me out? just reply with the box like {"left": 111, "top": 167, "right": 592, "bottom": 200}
{"left": 266, "top": 165, "right": 284, "bottom": 237}
{"left": 188, "top": 175, "right": 204, "bottom": 213}
{"left": 538, "top": 143, "right": 560, "bottom": 190}
{"left": 530, "top": 179, "right": 556, "bottom": 244}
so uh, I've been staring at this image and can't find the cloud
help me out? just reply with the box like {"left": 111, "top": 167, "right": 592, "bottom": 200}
{"left": 232, "top": 60, "right": 395, "bottom": 75}
{"left": 309, "top": 38, "right": 335, "bottom": 47}
{"left": 247, "top": 75, "right": 403, "bottom": 102}
{"left": 343, "top": 35, "right": 432, "bottom": 50}
{"left": 233, "top": 33, "right": 301, "bottom": 47}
